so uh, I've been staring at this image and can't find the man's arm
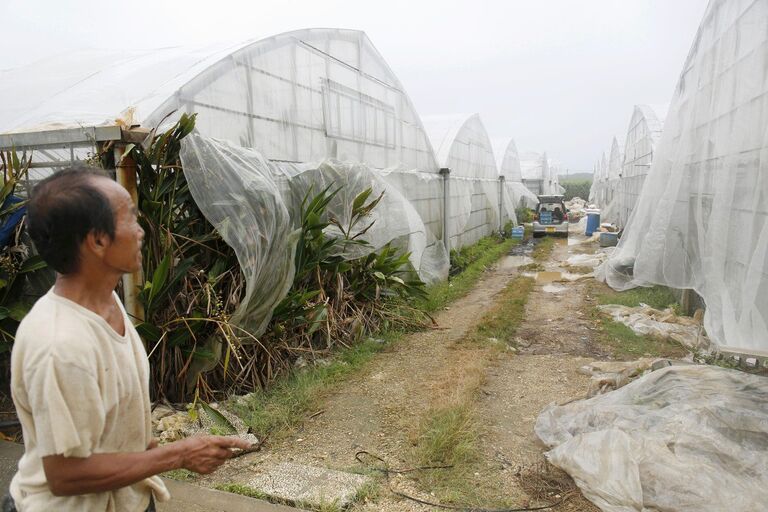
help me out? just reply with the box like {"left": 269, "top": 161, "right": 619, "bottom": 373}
{"left": 42, "top": 435, "right": 251, "bottom": 497}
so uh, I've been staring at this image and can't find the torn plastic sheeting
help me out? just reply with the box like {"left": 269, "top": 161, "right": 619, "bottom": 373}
{"left": 536, "top": 365, "right": 768, "bottom": 512}
{"left": 566, "top": 252, "right": 609, "bottom": 268}
{"left": 180, "top": 133, "right": 451, "bottom": 340}
{"left": 597, "top": 304, "right": 706, "bottom": 349}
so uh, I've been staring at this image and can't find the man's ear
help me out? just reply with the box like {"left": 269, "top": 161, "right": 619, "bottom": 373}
{"left": 84, "top": 230, "right": 110, "bottom": 258}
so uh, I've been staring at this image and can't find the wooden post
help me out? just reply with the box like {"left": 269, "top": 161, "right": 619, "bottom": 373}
{"left": 681, "top": 288, "right": 694, "bottom": 317}
{"left": 113, "top": 143, "right": 145, "bottom": 323}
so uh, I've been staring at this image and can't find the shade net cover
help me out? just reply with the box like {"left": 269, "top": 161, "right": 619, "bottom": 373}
{"left": 598, "top": 0, "right": 768, "bottom": 353}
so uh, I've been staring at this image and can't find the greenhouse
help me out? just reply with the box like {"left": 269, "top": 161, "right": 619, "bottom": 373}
{"left": 497, "top": 138, "right": 539, "bottom": 209}
{"left": 421, "top": 113, "right": 512, "bottom": 249}
{"left": 600, "top": 0, "right": 768, "bottom": 354}
{"left": 590, "top": 104, "right": 666, "bottom": 228}
{"left": 0, "top": 29, "right": 524, "bottom": 327}
{"left": 520, "top": 151, "right": 562, "bottom": 196}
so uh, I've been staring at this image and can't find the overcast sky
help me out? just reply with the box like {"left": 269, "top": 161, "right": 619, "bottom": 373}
{"left": 1, "top": 0, "right": 708, "bottom": 172}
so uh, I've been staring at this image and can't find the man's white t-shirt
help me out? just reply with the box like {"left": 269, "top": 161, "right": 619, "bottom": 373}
{"left": 9, "top": 289, "right": 169, "bottom": 511}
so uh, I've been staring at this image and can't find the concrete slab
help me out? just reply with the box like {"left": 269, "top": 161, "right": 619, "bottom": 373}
{"left": 158, "top": 479, "right": 299, "bottom": 512}
{"left": 0, "top": 441, "right": 23, "bottom": 493}
{"left": 248, "top": 462, "right": 370, "bottom": 509}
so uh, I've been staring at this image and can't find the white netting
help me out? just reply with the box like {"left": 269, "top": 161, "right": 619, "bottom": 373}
{"left": 599, "top": 0, "right": 768, "bottom": 353}
{"left": 590, "top": 105, "right": 667, "bottom": 228}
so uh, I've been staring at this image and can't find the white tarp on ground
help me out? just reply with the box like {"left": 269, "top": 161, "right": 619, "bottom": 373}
{"left": 598, "top": 0, "right": 768, "bottom": 353}
{"left": 536, "top": 365, "right": 768, "bottom": 512}
{"left": 180, "top": 133, "right": 449, "bottom": 336}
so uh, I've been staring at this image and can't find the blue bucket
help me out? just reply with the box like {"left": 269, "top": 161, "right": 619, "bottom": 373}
{"left": 585, "top": 211, "right": 601, "bottom": 236}
{"left": 511, "top": 226, "right": 525, "bottom": 239}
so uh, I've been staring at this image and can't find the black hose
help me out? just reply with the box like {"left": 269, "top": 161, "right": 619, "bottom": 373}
{"left": 355, "top": 451, "right": 566, "bottom": 512}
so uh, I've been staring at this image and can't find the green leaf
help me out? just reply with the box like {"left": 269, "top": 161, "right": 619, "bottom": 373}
{"left": 8, "top": 302, "right": 29, "bottom": 322}
{"left": 19, "top": 256, "right": 47, "bottom": 274}
{"left": 0, "top": 307, "right": 10, "bottom": 321}
{"left": 135, "top": 322, "right": 162, "bottom": 344}
{"left": 199, "top": 401, "right": 237, "bottom": 435}
{"left": 352, "top": 188, "right": 373, "bottom": 212}
{"left": 307, "top": 305, "right": 328, "bottom": 335}
{"left": 148, "top": 253, "right": 171, "bottom": 304}
{"left": 373, "top": 271, "right": 386, "bottom": 281}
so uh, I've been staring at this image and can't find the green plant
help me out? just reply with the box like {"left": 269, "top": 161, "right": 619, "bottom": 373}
{"left": 515, "top": 206, "right": 534, "bottom": 224}
{"left": 266, "top": 184, "right": 427, "bottom": 354}
{"left": 118, "top": 114, "right": 428, "bottom": 402}
{"left": 0, "top": 150, "right": 50, "bottom": 348}
{"left": 113, "top": 114, "right": 245, "bottom": 400}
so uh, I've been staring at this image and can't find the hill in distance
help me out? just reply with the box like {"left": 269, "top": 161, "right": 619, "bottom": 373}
{"left": 559, "top": 172, "right": 593, "bottom": 182}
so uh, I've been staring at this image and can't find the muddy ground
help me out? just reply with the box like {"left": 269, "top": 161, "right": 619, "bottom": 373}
{"left": 204, "top": 231, "right": 617, "bottom": 511}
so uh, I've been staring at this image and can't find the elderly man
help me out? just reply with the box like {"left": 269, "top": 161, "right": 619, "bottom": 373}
{"left": 7, "top": 167, "right": 249, "bottom": 511}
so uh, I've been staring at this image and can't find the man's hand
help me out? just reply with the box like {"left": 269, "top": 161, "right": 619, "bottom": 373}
{"left": 177, "top": 436, "right": 251, "bottom": 474}
{"left": 43, "top": 435, "right": 251, "bottom": 496}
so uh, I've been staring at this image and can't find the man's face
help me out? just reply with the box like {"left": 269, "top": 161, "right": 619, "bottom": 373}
{"left": 94, "top": 179, "right": 145, "bottom": 275}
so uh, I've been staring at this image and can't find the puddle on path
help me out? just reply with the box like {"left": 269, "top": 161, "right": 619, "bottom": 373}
{"left": 510, "top": 239, "right": 536, "bottom": 256}
{"left": 500, "top": 255, "right": 534, "bottom": 268}
{"left": 536, "top": 271, "right": 562, "bottom": 283}
{"left": 542, "top": 284, "right": 567, "bottom": 293}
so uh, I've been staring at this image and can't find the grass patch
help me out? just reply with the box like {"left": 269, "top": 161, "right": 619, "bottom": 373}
{"left": 417, "top": 237, "right": 516, "bottom": 313}
{"left": 162, "top": 468, "right": 197, "bottom": 481}
{"left": 586, "top": 281, "right": 689, "bottom": 359}
{"left": 532, "top": 237, "right": 556, "bottom": 262}
{"left": 353, "top": 481, "right": 381, "bottom": 505}
{"left": 594, "top": 316, "right": 688, "bottom": 359}
{"left": 468, "top": 276, "right": 535, "bottom": 346}
{"left": 230, "top": 334, "right": 396, "bottom": 439}
{"left": 414, "top": 404, "right": 478, "bottom": 467}
{"left": 519, "top": 262, "right": 544, "bottom": 272}
{"left": 214, "top": 483, "right": 270, "bottom": 500}
{"left": 595, "top": 284, "right": 679, "bottom": 311}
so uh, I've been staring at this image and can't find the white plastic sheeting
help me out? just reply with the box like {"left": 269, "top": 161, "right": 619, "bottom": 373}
{"left": 0, "top": 29, "right": 437, "bottom": 173}
{"left": 180, "top": 133, "right": 449, "bottom": 336}
{"left": 536, "top": 364, "right": 768, "bottom": 512}
{"left": 599, "top": 0, "right": 768, "bottom": 353}
{"left": 590, "top": 105, "right": 667, "bottom": 228}
{"left": 498, "top": 139, "right": 539, "bottom": 209}
{"left": 422, "top": 114, "right": 508, "bottom": 249}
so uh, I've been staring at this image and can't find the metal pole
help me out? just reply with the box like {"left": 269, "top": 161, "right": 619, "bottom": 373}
{"left": 439, "top": 167, "right": 451, "bottom": 253}
{"left": 113, "top": 144, "right": 145, "bottom": 324}
{"left": 498, "top": 175, "right": 505, "bottom": 232}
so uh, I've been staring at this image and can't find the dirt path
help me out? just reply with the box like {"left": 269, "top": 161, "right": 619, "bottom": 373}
{"left": 473, "top": 238, "right": 605, "bottom": 511}
{"left": 206, "top": 233, "right": 610, "bottom": 511}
